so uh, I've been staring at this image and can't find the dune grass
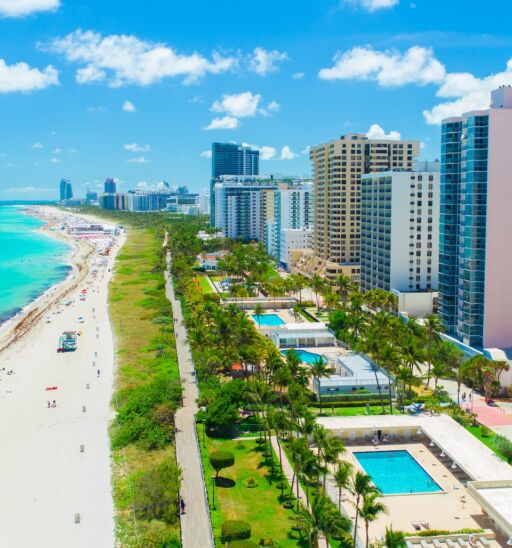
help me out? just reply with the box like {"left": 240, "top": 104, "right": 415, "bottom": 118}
{"left": 109, "top": 228, "right": 181, "bottom": 546}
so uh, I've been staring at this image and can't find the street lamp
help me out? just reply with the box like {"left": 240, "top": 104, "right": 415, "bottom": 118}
{"left": 211, "top": 477, "right": 216, "bottom": 510}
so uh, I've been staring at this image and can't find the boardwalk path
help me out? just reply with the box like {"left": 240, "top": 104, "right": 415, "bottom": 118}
{"left": 165, "top": 250, "right": 214, "bottom": 548}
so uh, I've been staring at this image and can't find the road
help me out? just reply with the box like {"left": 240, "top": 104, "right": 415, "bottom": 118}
{"left": 165, "top": 250, "right": 214, "bottom": 548}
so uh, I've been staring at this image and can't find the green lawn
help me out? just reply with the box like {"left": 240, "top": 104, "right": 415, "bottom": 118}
{"left": 198, "top": 425, "right": 305, "bottom": 547}
{"left": 195, "top": 275, "right": 214, "bottom": 294}
{"left": 466, "top": 425, "right": 508, "bottom": 462}
{"left": 311, "top": 405, "right": 396, "bottom": 417}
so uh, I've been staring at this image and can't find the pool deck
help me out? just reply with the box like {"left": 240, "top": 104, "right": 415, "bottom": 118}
{"left": 317, "top": 414, "right": 512, "bottom": 482}
{"left": 330, "top": 441, "right": 487, "bottom": 542}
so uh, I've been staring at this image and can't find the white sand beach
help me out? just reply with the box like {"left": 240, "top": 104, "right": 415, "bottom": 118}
{"left": 0, "top": 207, "right": 124, "bottom": 548}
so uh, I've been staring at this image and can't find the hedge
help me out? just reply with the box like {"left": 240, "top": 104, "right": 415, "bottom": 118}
{"left": 308, "top": 398, "right": 429, "bottom": 409}
{"left": 221, "top": 520, "right": 252, "bottom": 543}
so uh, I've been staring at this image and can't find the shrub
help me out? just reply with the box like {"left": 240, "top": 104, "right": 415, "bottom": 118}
{"left": 259, "top": 538, "right": 279, "bottom": 546}
{"left": 480, "top": 425, "right": 492, "bottom": 438}
{"left": 132, "top": 461, "right": 182, "bottom": 525}
{"left": 282, "top": 501, "right": 294, "bottom": 509}
{"left": 493, "top": 435, "right": 512, "bottom": 464}
{"left": 209, "top": 450, "right": 235, "bottom": 479}
{"left": 221, "top": 520, "right": 251, "bottom": 543}
{"left": 230, "top": 541, "right": 258, "bottom": 548}
{"left": 245, "top": 477, "right": 258, "bottom": 488}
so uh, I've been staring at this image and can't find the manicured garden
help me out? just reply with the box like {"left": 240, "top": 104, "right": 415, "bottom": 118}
{"left": 198, "top": 425, "right": 304, "bottom": 547}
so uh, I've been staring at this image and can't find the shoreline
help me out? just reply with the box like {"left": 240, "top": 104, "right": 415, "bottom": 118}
{"left": 0, "top": 205, "right": 125, "bottom": 547}
{"left": 0, "top": 206, "right": 101, "bottom": 353}
{"left": 0, "top": 205, "right": 77, "bottom": 334}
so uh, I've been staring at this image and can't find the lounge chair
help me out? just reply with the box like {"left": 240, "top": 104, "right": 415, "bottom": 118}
{"left": 406, "top": 542, "right": 416, "bottom": 548}
{"left": 478, "top": 538, "right": 490, "bottom": 547}
{"left": 457, "top": 538, "right": 469, "bottom": 547}
{"left": 446, "top": 540, "right": 457, "bottom": 548}
{"left": 433, "top": 540, "right": 445, "bottom": 548}
{"left": 420, "top": 539, "right": 431, "bottom": 548}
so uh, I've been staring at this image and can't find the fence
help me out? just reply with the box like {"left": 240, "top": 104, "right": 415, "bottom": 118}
{"left": 191, "top": 417, "right": 216, "bottom": 548}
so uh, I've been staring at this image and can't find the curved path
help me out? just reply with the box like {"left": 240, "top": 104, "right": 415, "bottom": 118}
{"left": 165, "top": 250, "right": 214, "bottom": 548}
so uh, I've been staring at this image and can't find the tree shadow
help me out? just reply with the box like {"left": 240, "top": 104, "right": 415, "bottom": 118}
{"left": 215, "top": 477, "right": 236, "bottom": 488}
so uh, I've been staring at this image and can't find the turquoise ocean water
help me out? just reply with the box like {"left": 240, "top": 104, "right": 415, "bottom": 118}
{"left": 0, "top": 204, "right": 71, "bottom": 324}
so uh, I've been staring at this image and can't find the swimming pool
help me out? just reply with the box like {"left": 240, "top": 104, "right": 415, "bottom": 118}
{"left": 252, "top": 313, "right": 285, "bottom": 327}
{"left": 353, "top": 450, "right": 442, "bottom": 495}
{"left": 281, "top": 349, "right": 322, "bottom": 364}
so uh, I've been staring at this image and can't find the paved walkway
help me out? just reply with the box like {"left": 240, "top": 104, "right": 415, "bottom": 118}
{"left": 440, "top": 379, "right": 512, "bottom": 436}
{"left": 165, "top": 251, "right": 214, "bottom": 548}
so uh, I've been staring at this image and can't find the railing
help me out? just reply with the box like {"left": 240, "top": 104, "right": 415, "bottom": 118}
{"left": 192, "top": 416, "right": 216, "bottom": 548}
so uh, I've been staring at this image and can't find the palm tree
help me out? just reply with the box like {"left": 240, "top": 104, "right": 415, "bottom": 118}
{"left": 333, "top": 460, "right": 353, "bottom": 510}
{"left": 323, "top": 289, "right": 340, "bottom": 312}
{"left": 360, "top": 491, "right": 388, "bottom": 547}
{"left": 379, "top": 342, "right": 400, "bottom": 415}
{"left": 350, "top": 471, "right": 379, "bottom": 546}
{"left": 310, "top": 275, "right": 327, "bottom": 313}
{"left": 267, "top": 408, "right": 290, "bottom": 494}
{"left": 385, "top": 526, "right": 407, "bottom": 548}
{"left": 334, "top": 273, "right": 352, "bottom": 306}
{"left": 253, "top": 303, "right": 264, "bottom": 327}
{"left": 424, "top": 315, "right": 443, "bottom": 389}
{"left": 310, "top": 357, "right": 334, "bottom": 414}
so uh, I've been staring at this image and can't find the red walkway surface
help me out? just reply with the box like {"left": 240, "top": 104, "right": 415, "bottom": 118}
{"left": 463, "top": 394, "right": 512, "bottom": 426}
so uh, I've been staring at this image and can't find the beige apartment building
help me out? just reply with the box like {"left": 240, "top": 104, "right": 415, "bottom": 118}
{"left": 291, "top": 133, "right": 419, "bottom": 281}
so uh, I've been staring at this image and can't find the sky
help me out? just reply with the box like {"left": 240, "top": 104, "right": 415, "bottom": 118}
{"left": 2, "top": 0, "right": 512, "bottom": 199}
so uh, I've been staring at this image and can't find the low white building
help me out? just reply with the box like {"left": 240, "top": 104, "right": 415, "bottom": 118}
{"left": 270, "top": 322, "right": 336, "bottom": 349}
{"left": 279, "top": 228, "right": 312, "bottom": 269}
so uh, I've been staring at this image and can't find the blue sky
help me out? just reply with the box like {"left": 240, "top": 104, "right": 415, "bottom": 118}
{"left": 1, "top": 0, "right": 512, "bottom": 198}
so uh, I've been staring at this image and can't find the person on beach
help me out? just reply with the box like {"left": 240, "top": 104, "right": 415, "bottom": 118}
{"left": 47, "top": 401, "right": 51, "bottom": 408}
{"left": 180, "top": 497, "right": 186, "bottom": 514}
{"left": 52, "top": 400, "right": 56, "bottom": 408}
{"left": 97, "top": 369, "right": 100, "bottom": 377}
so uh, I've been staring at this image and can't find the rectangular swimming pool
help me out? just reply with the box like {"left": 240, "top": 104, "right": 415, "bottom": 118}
{"left": 252, "top": 313, "right": 285, "bottom": 327}
{"left": 353, "top": 450, "right": 442, "bottom": 495}
{"left": 281, "top": 349, "right": 322, "bottom": 364}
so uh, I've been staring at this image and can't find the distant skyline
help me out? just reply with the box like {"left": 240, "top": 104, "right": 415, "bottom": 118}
{"left": 2, "top": 0, "right": 512, "bottom": 198}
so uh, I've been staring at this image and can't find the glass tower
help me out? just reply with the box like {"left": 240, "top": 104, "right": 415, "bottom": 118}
{"left": 210, "top": 143, "right": 259, "bottom": 223}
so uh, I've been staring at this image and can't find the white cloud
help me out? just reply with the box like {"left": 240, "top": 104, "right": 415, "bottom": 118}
{"left": 249, "top": 47, "right": 288, "bottom": 76}
{"left": 366, "top": 123, "right": 401, "bottom": 140}
{"left": 423, "top": 63, "right": 512, "bottom": 124}
{"left": 343, "top": 0, "right": 399, "bottom": 11}
{"left": 0, "top": 58, "right": 59, "bottom": 93}
{"left": 53, "top": 147, "right": 62, "bottom": 154}
{"left": 86, "top": 105, "right": 106, "bottom": 112}
{"left": 212, "top": 91, "right": 262, "bottom": 118}
{"left": 292, "top": 72, "right": 305, "bottom": 80}
{"left": 0, "top": 0, "right": 59, "bottom": 17}
{"left": 124, "top": 143, "right": 150, "bottom": 152}
{"left": 280, "top": 146, "right": 298, "bottom": 160}
{"left": 32, "top": 142, "right": 44, "bottom": 149}
{"left": 128, "top": 156, "right": 150, "bottom": 163}
{"left": 203, "top": 116, "right": 239, "bottom": 130}
{"left": 76, "top": 64, "right": 105, "bottom": 84}
{"left": 301, "top": 146, "right": 311, "bottom": 155}
{"left": 200, "top": 150, "right": 212, "bottom": 158}
{"left": 319, "top": 45, "right": 445, "bottom": 87}
{"left": 122, "top": 99, "right": 136, "bottom": 112}
{"left": 266, "top": 100, "right": 280, "bottom": 113}
{"left": 45, "top": 29, "right": 236, "bottom": 86}
{"left": 6, "top": 186, "right": 53, "bottom": 192}
{"left": 68, "top": 148, "right": 78, "bottom": 154}
{"left": 50, "top": 157, "right": 60, "bottom": 163}
{"left": 242, "top": 142, "right": 277, "bottom": 161}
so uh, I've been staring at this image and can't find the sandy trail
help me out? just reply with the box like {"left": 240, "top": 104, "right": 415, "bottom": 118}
{"left": 0, "top": 207, "right": 124, "bottom": 548}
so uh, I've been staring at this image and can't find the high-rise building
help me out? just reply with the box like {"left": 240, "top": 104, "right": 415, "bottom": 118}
{"left": 104, "top": 178, "right": 117, "bottom": 194}
{"left": 264, "top": 181, "right": 313, "bottom": 267}
{"left": 293, "top": 134, "right": 419, "bottom": 281}
{"left": 439, "top": 86, "right": 512, "bottom": 348}
{"left": 85, "top": 189, "right": 98, "bottom": 203}
{"left": 213, "top": 176, "right": 276, "bottom": 241}
{"left": 99, "top": 193, "right": 127, "bottom": 210}
{"left": 59, "top": 178, "right": 73, "bottom": 202}
{"left": 360, "top": 163, "right": 440, "bottom": 316}
{"left": 210, "top": 143, "right": 259, "bottom": 222}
